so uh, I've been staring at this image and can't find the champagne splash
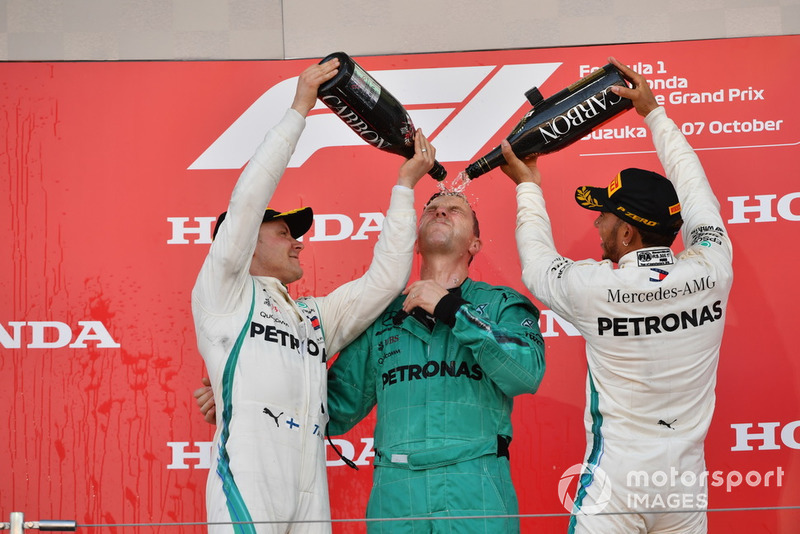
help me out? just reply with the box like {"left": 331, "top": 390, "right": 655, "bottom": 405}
{"left": 437, "top": 171, "right": 473, "bottom": 194}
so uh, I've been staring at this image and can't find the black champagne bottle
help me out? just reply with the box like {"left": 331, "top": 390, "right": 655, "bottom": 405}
{"left": 317, "top": 52, "right": 447, "bottom": 181}
{"left": 464, "top": 64, "right": 633, "bottom": 179}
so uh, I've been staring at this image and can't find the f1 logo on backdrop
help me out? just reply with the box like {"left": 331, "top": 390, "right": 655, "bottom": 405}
{"left": 188, "top": 62, "right": 562, "bottom": 171}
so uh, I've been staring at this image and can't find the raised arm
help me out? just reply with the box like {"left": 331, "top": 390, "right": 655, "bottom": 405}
{"left": 609, "top": 56, "right": 732, "bottom": 263}
{"left": 314, "top": 131, "right": 436, "bottom": 355}
{"left": 192, "top": 60, "right": 340, "bottom": 314}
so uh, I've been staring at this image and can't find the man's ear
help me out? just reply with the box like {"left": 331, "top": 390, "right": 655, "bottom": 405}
{"left": 622, "top": 222, "right": 636, "bottom": 242}
{"left": 469, "top": 237, "right": 483, "bottom": 258}
{"left": 622, "top": 222, "right": 645, "bottom": 249}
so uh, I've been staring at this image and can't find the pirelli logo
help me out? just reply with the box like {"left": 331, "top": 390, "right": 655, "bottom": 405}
{"left": 608, "top": 173, "right": 623, "bottom": 197}
{"left": 669, "top": 202, "right": 682, "bottom": 215}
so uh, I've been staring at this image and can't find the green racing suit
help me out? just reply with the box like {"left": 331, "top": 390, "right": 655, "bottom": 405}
{"left": 328, "top": 278, "right": 546, "bottom": 533}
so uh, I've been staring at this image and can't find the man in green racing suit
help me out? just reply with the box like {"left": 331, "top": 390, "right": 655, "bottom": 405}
{"left": 327, "top": 191, "right": 546, "bottom": 533}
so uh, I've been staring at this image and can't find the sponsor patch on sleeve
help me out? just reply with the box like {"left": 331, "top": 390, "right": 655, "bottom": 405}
{"left": 549, "top": 257, "right": 572, "bottom": 279}
{"left": 689, "top": 225, "right": 726, "bottom": 247}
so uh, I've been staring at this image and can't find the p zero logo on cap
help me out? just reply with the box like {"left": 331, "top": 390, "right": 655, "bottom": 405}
{"left": 608, "top": 173, "right": 623, "bottom": 197}
{"left": 669, "top": 202, "right": 682, "bottom": 215}
{"left": 614, "top": 206, "right": 658, "bottom": 227}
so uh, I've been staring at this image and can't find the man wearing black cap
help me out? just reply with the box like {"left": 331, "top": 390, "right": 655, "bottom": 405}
{"left": 501, "top": 57, "right": 733, "bottom": 533}
{"left": 197, "top": 186, "right": 546, "bottom": 533}
{"left": 192, "top": 58, "right": 433, "bottom": 534}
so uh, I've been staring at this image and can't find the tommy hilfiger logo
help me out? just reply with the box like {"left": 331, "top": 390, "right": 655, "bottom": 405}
{"left": 649, "top": 268, "right": 669, "bottom": 282}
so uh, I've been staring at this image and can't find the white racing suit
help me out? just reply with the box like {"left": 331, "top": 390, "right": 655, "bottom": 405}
{"left": 192, "top": 109, "right": 417, "bottom": 534}
{"left": 514, "top": 107, "right": 733, "bottom": 533}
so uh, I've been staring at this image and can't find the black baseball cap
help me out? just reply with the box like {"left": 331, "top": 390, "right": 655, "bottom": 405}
{"left": 212, "top": 206, "right": 314, "bottom": 240}
{"left": 574, "top": 168, "right": 682, "bottom": 236}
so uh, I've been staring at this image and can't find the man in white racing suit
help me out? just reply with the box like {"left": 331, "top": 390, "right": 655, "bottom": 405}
{"left": 192, "top": 59, "right": 434, "bottom": 534}
{"left": 500, "top": 57, "right": 733, "bottom": 533}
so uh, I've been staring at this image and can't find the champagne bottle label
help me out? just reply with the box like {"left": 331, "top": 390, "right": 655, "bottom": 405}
{"left": 349, "top": 64, "right": 381, "bottom": 110}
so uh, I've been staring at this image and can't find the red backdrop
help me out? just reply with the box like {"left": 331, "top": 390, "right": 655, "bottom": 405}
{"left": 2, "top": 35, "right": 799, "bottom": 532}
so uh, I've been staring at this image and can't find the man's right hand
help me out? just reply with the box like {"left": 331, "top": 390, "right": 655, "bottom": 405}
{"left": 608, "top": 56, "right": 660, "bottom": 118}
{"left": 193, "top": 377, "right": 217, "bottom": 425}
{"left": 396, "top": 129, "right": 436, "bottom": 189}
{"left": 499, "top": 140, "right": 541, "bottom": 186}
{"left": 291, "top": 58, "right": 340, "bottom": 118}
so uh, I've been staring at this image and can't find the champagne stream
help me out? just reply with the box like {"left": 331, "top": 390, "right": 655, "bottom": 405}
{"left": 437, "top": 171, "right": 473, "bottom": 194}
